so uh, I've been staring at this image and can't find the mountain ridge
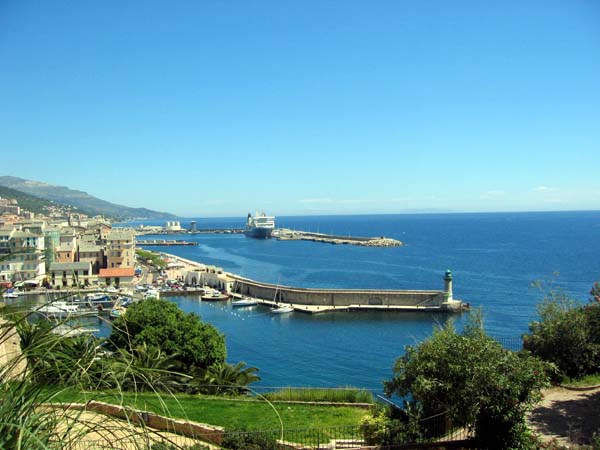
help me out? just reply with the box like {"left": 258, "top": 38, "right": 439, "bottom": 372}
{"left": 0, "top": 176, "right": 175, "bottom": 220}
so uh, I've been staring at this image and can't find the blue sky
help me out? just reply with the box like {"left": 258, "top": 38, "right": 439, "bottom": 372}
{"left": 1, "top": 1, "right": 599, "bottom": 217}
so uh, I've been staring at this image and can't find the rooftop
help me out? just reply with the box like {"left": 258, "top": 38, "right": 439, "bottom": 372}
{"left": 49, "top": 262, "right": 92, "bottom": 271}
{"left": 99, "top": 267, "right": 135, "bottom": 278}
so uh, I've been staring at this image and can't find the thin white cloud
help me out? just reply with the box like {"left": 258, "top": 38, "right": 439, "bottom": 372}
{"left": 299, "top": 198, "right": 333, "bottom": 204}
{"left": 533, "top": 186, "right": 558, "bottom": 192}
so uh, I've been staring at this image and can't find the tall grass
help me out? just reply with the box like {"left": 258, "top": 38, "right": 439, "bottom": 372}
{"left": 0, "top": 294, "right": 206, "bottom": 449}
{"left": 262, "top": 386, "right": 374, "bottom": 404}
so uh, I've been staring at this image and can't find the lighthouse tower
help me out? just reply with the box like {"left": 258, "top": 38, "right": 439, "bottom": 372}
{"left": 443, "top": 269, "right": 453, "bottom": 302}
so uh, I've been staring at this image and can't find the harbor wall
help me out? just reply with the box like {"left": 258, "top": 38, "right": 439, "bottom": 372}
{"left": 230, "top": 276, "right": 447, "bottom": 309}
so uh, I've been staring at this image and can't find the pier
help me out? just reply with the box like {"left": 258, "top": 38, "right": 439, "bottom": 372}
{"left": 171, "top": 252, "right": 467, "bottom": 314}
{"left": 136, "top": 228, "right": 244, "bottom": 236}
{"left": 137, "top": 239, "right": 198, "bottom": 246}
{"left": 227, "top": 273, "right": 464, "bottom": 313}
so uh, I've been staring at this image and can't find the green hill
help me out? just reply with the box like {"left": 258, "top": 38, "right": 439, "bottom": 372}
{"left": 0, "top": 176, "right": 175, "bottom": 220}
{"left": 0, "top": 184, "right": 84, "bottom": 216}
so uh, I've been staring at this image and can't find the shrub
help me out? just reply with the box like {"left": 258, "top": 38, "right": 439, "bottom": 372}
{"left": 221, "top": 430, "right": 279, "bottom": 450}
{"left": 523, "top": 291, "right": 600, "bottom": 379}
{"left": 384, "top": 312, "right": 549, "bottom": 450}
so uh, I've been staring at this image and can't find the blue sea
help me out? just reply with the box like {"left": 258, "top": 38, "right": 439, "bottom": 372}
{"left": 111, "top": 211, "right": 600, "bottom": 391}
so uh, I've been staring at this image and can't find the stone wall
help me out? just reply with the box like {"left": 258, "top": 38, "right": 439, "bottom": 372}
{"left": 231, "top": 277, "right": 446, "bottom": 308}
{"left": 0, "top": 318, "right": 26, "bottom": 380}
{"left": 54, "top": 401, "right": 224, "bottom": 445}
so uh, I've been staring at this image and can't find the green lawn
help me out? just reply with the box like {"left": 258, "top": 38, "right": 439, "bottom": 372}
{"left": 561, "top": 373, "right": 600, "bottom": 388}
{"left": 51, "top": 389, "right": 368, "bottom": 431}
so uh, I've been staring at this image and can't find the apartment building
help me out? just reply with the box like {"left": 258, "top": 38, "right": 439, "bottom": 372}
{"left": 106, "top": 229, "right": 135, "bottom": 269}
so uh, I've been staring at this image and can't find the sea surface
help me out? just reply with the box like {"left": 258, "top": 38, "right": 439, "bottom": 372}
{"left": 54, "top": 212, "right": 600, "bottom": 391}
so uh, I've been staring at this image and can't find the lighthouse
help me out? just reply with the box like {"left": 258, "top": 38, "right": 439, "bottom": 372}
{"left": 443, "top": 269, "right": 453, "bottom": 302}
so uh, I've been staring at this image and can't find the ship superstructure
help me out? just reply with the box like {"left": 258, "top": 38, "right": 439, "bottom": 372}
{"left": 245, "top": 212, "right": 275, "bottom": 239}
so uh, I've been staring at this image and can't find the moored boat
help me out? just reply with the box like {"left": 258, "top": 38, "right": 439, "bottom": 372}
{"left": 201, "top": 290, "right": 229, "bottom": 301}
{"left": 35, "top": 301, "right": 95, "bottom": 320}
{"left": 271, "top": 305, "right": 294, "bottom": 314}
{"left": 144, "top": 289, "right": 160, "bottom": 299}
{"left": 231, "top": 296, "right": 258, "bottom": 307}
{"left": 82, "top": 293, "right": 114, "bottom": 309}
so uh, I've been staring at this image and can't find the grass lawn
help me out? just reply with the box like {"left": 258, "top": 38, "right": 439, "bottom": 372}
{"left": 51, "top": 389, "right": 368, "bottom": 431}
{"left": 562, "top": 373, "right": 600, "bottom": 388}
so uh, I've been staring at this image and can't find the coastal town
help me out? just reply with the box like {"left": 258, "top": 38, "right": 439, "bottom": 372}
{"left": 0, "top": 194, "right": 137, "bottom": 290}
{"left": 0, "top": 194, "right": 463, "bottom": 316}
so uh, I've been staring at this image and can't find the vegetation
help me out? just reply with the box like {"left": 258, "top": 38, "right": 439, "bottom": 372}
{"left": 561, "top": 373, "right": 600, "bottom": 388}
{"left": 264, "top": 386, "right": 374, "bottom": 404}
{"left": 136, "top": 249, "right": 168, "bottom": 268}
{"left": 51, "top": 389, "right": 367, "bottom": 430}
{"left": 110, "top": 298, "right": 227, "bottom": 374}
{"left": 220, "top": 432, "right": 279, "bottom": 450}
{"left": 0, "top": 312, "right": 176, "bottom": 449}
{"left": 0, "top": 184, "right": 70, "bottom": 216}
{"left": 382, "top": 312, "right": 550, "bottom": 450}
{"left": 198, "top": 362, "right": 261, "bottom": 395}
{"left": 523, "top": 289, "right": 600, "bottom": 379}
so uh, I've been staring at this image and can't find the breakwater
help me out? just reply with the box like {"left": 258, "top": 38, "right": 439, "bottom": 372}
{"left": 137, "top": 239, "right": 198, "bottom": 246}
{"left": 273, "top": 228, "right": 402, "bottom": 247}
{"left": 228, "top": 274, "right": 465, "bottom": 313}
{"left": 176, "top": 253, "right": 468, "bottom": 313}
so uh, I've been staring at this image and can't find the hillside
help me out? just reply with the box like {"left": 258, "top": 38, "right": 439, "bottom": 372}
{"left": 0, "top": 184, "right": 86, "bottom": 216}
{"left": 0, "top": 176, "right": 175, "bottom": 220}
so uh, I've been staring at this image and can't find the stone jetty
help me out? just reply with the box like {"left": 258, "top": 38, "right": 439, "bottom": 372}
{"left": 273, "top": 229, "right": 403, "bottom": 247}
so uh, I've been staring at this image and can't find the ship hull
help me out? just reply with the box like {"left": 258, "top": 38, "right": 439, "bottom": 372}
{"left": 244, "top": 227, "right": 273, "bottom": 239}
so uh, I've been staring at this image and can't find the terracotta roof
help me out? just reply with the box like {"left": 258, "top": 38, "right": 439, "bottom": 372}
{"left": 99, "top": 268, "right": 135, "bottom": 278}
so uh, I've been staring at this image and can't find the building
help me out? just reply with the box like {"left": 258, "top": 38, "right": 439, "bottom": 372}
{"left": 78, "top": 242, "right": 104, "bottom": 275}
{"left": 43, "top": 226, "right": 61, "bottom": 270}
{"left": 106, "top": 229, "right": 136, "bottom": 269}
{"left": 0, "top": 197, "right": 20, "bottom": 216}
{"left": 56, "top": 241, "right": 77, "bottom": 263}
{"left": 48, "top": 261, "right": 93, "bottom": 288}
{"left": 2, "top": 230, "right": 46, "bottom": 283}
{"left": 165, "top": 221, "right": 182, "bottom": 231}
{"left": 98, "top": 267, "right": 135, "bottom": 287}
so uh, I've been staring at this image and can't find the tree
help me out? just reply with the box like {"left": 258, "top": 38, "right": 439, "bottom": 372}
{"left": 110, "top": 298, "right": 226, "bottom": 372}
{"left": 112, "top": 342, "right": 185, "bottom": 392}
{"left": 198, "top": 361, "right": 261, "bottom": 395}
{"left": 384, "top": 313, "right": 549, "bottom": 450}
{"left": 523, "top": 289, "right": 600, "bottom": 379}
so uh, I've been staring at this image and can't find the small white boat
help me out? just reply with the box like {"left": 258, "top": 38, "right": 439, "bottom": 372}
{"left": 144, "top": 289, "right": 160, "bottom": 299}
{"left": 201, "top": 290, "right": 229, "bottom": 301}
{"left": 82, "top": 293, "right": 114, "bottom": 308}
{"left": 36, "top": 301, "right": 94, "bottom": 320}
{"left": 271, "top": 305, "right": 294, "bottom": 314}
{"left": 2, "top": 291, "right": 18, "bottom": 299}
{"left": 231, "top": 296, "right": 258, "bottom": 307}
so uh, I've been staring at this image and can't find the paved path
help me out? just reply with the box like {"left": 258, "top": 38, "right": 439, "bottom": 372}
{"left": 528, "top": 385, "right": 600, "bottom": 446}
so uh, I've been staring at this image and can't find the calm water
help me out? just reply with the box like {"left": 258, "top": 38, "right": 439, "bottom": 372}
{"left": 82, "top": 212, "right": 600, "bottom": 390}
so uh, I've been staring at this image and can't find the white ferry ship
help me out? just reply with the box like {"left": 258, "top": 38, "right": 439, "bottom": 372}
{"left": 244, "top": 212, "right": 275, "bottom": 239}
